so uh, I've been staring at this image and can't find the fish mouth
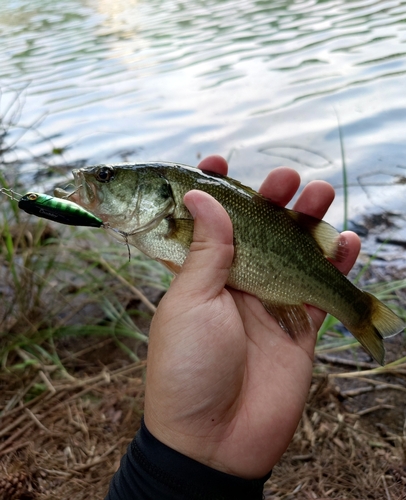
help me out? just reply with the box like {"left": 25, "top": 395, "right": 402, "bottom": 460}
{"left": 67, "top": 169, "right": 98, "bottom": 209}
{"left": 54, "top": 169, "right": 100, "bottom": 211}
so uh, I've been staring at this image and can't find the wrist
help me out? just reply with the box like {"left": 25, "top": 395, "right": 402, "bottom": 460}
{"left": 144, "top": 409, "right": 278, "bottom": 480}
{"left": 143, "top": 412, "right": 230, "bottom": 474}
{"left": 139, "top": 417, "right": 272, "bottom": 499}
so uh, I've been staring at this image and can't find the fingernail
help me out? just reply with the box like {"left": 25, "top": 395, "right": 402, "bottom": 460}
{"left": 335, "top": 235, "right": 349, "bottom": 263}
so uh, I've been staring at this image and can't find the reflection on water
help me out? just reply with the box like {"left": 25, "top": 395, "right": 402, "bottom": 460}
{"left": 1, "top": 0, "right": 406, "bottom": 224}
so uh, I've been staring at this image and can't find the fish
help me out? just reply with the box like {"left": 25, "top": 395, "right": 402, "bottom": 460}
{"left": 18, "top": 192, "right": 104, "bottom": 227}
{"left": 55, "top": 162, "right": 405, "bottom": 365}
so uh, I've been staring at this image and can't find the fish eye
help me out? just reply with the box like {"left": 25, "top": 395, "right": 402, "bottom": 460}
{"left": 27, "top": 193, "right": 38, "bottom": 201}
{"left": 95, "top": 167, "right": 114, "bottom": 183}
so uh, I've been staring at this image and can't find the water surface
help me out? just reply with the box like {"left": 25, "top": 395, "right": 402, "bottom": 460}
{"left": 1, "top": 0, "right": 406, "bottom": 224}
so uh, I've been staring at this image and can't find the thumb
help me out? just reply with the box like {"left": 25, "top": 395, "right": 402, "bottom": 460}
{"left": 173, "top": 190, "right": 234, "bottom": 301}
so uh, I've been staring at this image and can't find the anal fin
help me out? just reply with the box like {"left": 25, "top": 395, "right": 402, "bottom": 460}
{"left": 262, "top": 301, "right": 314, "bottom": 340}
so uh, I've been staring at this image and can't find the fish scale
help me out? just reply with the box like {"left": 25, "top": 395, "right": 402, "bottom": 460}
{"left": 55, "top": 162, "right": 405, "bottom": 365}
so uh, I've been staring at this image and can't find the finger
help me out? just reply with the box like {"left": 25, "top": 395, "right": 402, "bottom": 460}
{"left": 197, "top": 155, "right": 228, "bottom": 176}
{"left": 292, "top": 180, "right": 335, "bottom": 219}
{"left": 332, "top": 231, "right": 361, "bottom": 274}
{"left": 173, "top": 190, "right": 234, "bottom": 301}
{"left": 258, "top": 167, "right": 301, "bottom": 207}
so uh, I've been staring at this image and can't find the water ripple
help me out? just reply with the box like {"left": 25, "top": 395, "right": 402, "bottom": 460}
{"left": 0, "top": 0, "right": 406, "bottom": 222}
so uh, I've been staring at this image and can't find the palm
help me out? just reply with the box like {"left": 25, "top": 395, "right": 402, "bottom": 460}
{"left": 144, "top": 155, "right": 360, "bottom": 479}
{"left": 225, "top": 290, "right": 315, "bottom": 475}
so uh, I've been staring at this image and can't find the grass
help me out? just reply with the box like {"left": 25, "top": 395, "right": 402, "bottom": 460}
{"left": 0, "top": 92, "right": 403, "bottom": 374}
{"left": 0, "top": 178, "right": 170, "bottom": 376}
{"left": 0, "top": 87, "right": 170, "bottom": 373}
{"left": 315, "top": 118, "right": 406, "bottom": 365}
{"left": 2, "top": 179, "right": 404, "bottom": 376}
{"left": 336, "top": 108, "right": 348, "bottom": 232}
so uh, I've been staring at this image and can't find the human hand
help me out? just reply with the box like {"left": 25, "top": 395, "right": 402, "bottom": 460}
{"left": 144, "top": 155, "right": 361, "bottom": 479}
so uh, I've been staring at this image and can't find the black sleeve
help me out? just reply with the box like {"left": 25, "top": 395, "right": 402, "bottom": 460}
{"left": 105, "top": 418, "right": 272, "bottom": 500}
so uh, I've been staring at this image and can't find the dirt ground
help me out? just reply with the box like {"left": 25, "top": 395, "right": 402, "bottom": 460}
{"left": 1, "top": 222, "right": 406, "bottom": 499}
{"left": 269, "top": 338, "right": 406, "bottom": 500}
{"left": 1, "top": 324, "right": 405, "bottom": 500}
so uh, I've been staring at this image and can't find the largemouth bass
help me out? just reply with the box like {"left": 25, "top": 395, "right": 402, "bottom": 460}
{"left": 56, "top": 162, "right": 405, "bottom": 365}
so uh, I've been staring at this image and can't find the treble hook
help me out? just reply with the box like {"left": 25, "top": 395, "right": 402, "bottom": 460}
{"left": 0, "top": 187, "right": 23, "bottom": 201}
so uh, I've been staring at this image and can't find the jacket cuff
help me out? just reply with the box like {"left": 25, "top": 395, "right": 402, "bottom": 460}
{"left": 106, "top": 417, "right": 272, "bottom": 500}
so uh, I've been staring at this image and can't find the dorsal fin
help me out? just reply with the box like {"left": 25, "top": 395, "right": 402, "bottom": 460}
{"left": 287, "top": 209, "right": 344, "bottom": 261}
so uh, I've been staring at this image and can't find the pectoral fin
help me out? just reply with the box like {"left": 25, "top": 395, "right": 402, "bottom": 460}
{"left": 262, "top": 301, "right": 314, "bottom": 340}
{"left": 167, "top": 218, "right": 194, "bottom": 246}
{"left": 157, "top": 219, "right": 194, "bottom": 275}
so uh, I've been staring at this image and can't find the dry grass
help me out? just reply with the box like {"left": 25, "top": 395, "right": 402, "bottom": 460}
{"left": 0, "top": 219, "right": 405, "bottom": 498}
{"left": 1, "top": 332, "right": 406, "bottom": 499}
{"left": 0, "top": 217, "right": 405, "bottom": 499}
{"left": 0, "top": 343, "right": 146, "bottom": 500}
{"left": 267, "top": 370, "right": 406, "bottom": 499}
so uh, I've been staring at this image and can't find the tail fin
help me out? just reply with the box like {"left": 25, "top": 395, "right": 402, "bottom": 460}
{"left": 351, "top": 292, "right": 405, "bottom": 366}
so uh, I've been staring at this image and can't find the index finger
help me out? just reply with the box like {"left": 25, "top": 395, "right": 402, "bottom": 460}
{"left": 197, "top": 155, "right": 228, "bottom": 176}
{"left": 258, "top": 167, "right": 301, "bottom": 207}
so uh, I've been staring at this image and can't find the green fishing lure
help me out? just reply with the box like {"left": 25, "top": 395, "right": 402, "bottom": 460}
{"left": 18, "top": 192, "right": 103, "bottom": 227}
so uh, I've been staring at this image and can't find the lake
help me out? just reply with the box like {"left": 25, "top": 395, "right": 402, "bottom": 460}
{"left": 1, "top": 0, "right": 406, "bottom": 226}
